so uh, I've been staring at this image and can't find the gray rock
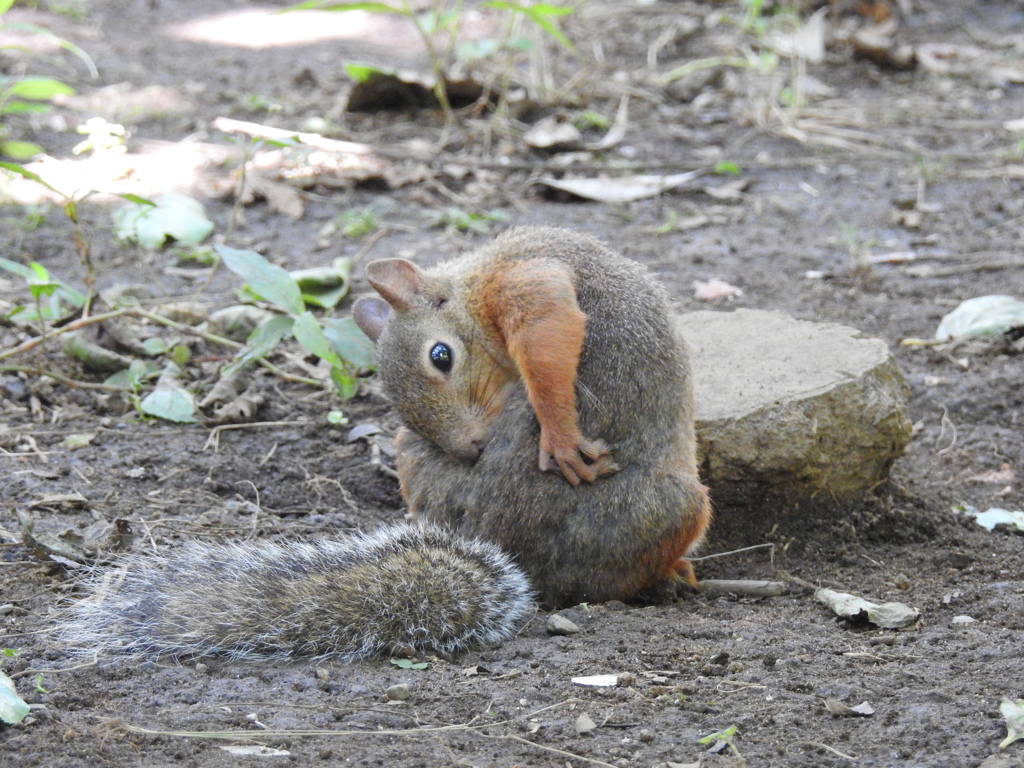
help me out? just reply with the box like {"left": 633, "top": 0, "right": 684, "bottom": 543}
{"left": 546, "top": 614, "right": 581, "bottom": 636}
{"left": 678, "top": 309, "right": 911, "bottom": 504}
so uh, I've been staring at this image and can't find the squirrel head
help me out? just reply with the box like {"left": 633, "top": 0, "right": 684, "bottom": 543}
{"left": 353, "top": 258, "right": 514, "bottom": 462}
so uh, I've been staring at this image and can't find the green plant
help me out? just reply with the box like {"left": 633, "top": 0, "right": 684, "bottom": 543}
{"left": 72, "top": 117, "right": 127, "bottom": 156}
{"left": 216, "top": 245, "right": 375, "bottom": 398}
{"left": 291, "top": 1, "right": 575, "bottom": 124}
{"left": 338, "top": 206, "right": 379, "bottom": 238}
{"left": 700, "top": 725, "right": 745, "bottom": 766}
{"left": 0, "top": 0, "right": 96, "bottom": 159}
{"left": 574, "top": 109, "right": 609, "bottom": 131}
{"left": 425, "top": 205, "right": 508, "bottom": 234}
{"left": 0, "top": 258, "right": 86, "bottom": 334}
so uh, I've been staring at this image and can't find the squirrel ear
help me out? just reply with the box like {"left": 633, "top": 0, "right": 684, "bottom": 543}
{"left": 364, "top": 259, "right": 424, "bottom": 311}
{"left": 352, "top": 296, "right": 390, "bottom": 342}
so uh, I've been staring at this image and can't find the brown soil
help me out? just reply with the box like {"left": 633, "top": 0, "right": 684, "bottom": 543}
{"left": 2, "top": 1, "right": 1023, "bottom": 767}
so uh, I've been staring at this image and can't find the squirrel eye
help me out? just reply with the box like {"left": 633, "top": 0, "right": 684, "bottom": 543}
{"left": 429, "top": 342, "right": 453, "bottom": 374}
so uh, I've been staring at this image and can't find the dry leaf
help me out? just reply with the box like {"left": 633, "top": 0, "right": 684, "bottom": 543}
{"left": 538, "top": 171, "right": 704, "bottom": 204}
{"left": 240, "top": 173, "right": 305, "bottom": 219}
{"left": 815, "top": 588, "right": 920, "bottom": 629}
{"left": 694, "top": 278, "right": 743, "bottom": 300}
{"left": 572, "top": 674, "right": 620, "bottom": 687}
{"left": 575, "top": 713, "right": 598, "bottom": 735}
{"left": 825, "top": 698, "right": 875, "bottom": 717}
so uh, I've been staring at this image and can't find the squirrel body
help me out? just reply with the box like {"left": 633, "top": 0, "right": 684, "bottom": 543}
{"left": 63, "top": 523, "right": 532, "bottom": 661}
{"left": 355, "top": 226, "right": 711, "bottom": 607}
{"left": 62, "top": 227, "right": 710, "bottom": 662}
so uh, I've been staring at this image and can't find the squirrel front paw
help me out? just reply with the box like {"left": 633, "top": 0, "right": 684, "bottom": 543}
{"left": 539, "top": 434, "right": 619, "bottom": 486}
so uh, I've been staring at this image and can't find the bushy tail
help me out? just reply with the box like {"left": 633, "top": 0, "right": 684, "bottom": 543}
{"left": 61, "top": 523, "right": 533, "bottom": 662}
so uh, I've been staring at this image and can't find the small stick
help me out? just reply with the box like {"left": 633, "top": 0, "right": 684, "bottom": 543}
{"left": 699, "top": 579, "right": 789, "bottom": 598}
{"left": 213, "top": 117, "right": 375, "bottom": 156}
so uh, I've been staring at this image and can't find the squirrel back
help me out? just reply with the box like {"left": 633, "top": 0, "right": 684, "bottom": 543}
{"left": 61, "top": 523, "right": 532, "bottom": 662}
{"left": 356, "top": 227, "right": 711, "bottom": 607}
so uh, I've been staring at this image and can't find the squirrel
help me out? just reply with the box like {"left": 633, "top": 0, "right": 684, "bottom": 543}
{"left": 353, "top": 226, "right": 711, "bottom": 608}
{"left": 61, "top": 226, "right": 710, "bottom": 662}
{"left": 62, "top": 523, "right": 533, "bottom": 662}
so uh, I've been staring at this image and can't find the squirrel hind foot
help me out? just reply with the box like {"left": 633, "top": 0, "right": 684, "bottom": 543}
{"left": 540, "top": 437, "right": 618, "bottom": 485}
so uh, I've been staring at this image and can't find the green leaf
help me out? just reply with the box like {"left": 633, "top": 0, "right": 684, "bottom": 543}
{"left": 116, "top": 193, "right": 156, "bottom": 207}
{"left": 331, "top": 368, "right": 359, "bottom": 399}
{"left": 0, "top": 670, "right": 29, "bottom": 725}
{"left": 713, "top": 161, "right": 741, "bottom": 175}
{"left": 169, "top": 345, "right": 192, "bottom": 367}
{"left": 113, "top": 193, "right": 214, "bottom": 249}
{"left": 0, "top": 141, "right": 44, "bottom": 160}
{"left": 142, "top": 337, "right": 168, "bottom": 356}
{"left": 222, "top": 314, "right": 294, "bottom": 378}
{"left": 0, "top": 257, "right": 36, "bottom": 280}
{"left": 1000, "top": 698, "right": 1024, "bottom": 750}
{"left": 0, "top": 0, "right": 16, "bottom": 15}
{"left": 216, "top": 246, "right": 305, "bottom": 316}
{"left": 344, "top": 63, "right": 384, "bottom": 83}
{"left": 457, "top": 39, "right": 500, "bottom": 61}
{"left": 293, "top": 311, "right": 343, "bottom": 367}
{"left": 484, "top": 1, "right": 574, "bottom": 49}
{"left": 2, "top": 102, "right": 52, "bottom": 115}
{"left": 0, "top": 161, "right": 50, "bottom": 188}
{"left": 104, "top": 359, "right": 152, "bottom": 392}
{"left": 6, "top": 78, "right": 74, "bottom": 101}
{"left": 140, "top": 387, "right": 196, "bottom": 423}
{"left": 699, "top": 724, "right": 738, "bottom": 745}
{"left": 287, "top": 2, "right": 403, "bottom": 13}
{"left": 320, "top": 316, "right": 376, "bottom": 370}
{"left": 291, "top": 258, "right": 351, "bottom": 309}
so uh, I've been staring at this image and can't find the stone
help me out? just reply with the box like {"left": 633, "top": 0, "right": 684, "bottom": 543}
{"left": 546, "top": 614, "right": 581, "bottom": 636}
{"left": 678, "top": 309, "right": 911, "bottom": 506}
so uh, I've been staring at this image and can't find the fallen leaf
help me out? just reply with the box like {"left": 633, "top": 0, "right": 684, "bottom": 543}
{"left": 28, "top": 492, "right": 89, "bottom": 509}
{"left": 524, "top": 116, "right": 583, "bottom": 151}
{"left": 572, "top": 674, "right": 620, "bottom": 687}
{"left": 825, "top": 699, "right": 875, "bottom": 717}
{"left": 575, "top": 712, "right": 597, "bottom": 735}
{"left": 935, "top": 295, "right": 1024, "bottom": 341}
{"left": 768, "top": 8, "right": 827, "bottom": 63}
{"left": 219, "top": 745, "right": 291, "bottom": 756}
{"left": 140, "top": 363, "right": 197, "bottom": 423}
{"left": 999, "top": 698, "right": 1024, "bottom": 750}
{"left": 0, "top": 671, "right": 29, "bottom": 725}
{"left": 969, "top": 508, "right": 1024, "bottom": 534}
{"left": 113, "top": 192, "right": 214, "bottom": 249}
{"left": 815, "top": 588, "right": 919, "bottom": 629}
{"left": 537, "top": 171, "right": 704, "bottom": 204}
{"left": 61, "top": 432, "right": 96, "bottom": 450}
{"left": 694, "top": 278, "right": 743, "bottom": 300}
{"left": 239, "top": 173, "right": 305, "bottom": 219}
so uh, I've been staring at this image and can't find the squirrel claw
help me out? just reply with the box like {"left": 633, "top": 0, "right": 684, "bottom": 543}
{"left": 540, "top": 437, "right": 618, "bottom": 486}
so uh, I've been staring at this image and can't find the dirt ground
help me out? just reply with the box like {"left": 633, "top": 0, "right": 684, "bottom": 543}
{"left": 2, "top": 1, "right": 1024, "bottom": 766}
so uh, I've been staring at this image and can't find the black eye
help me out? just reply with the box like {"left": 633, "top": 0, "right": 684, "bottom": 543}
{"left": 429, "top": 342, "right": 453, "bottom": 374}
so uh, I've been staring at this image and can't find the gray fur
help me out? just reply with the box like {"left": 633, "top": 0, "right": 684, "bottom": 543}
{"left": 61, "top": 523, "right": 533, "bottom": 662}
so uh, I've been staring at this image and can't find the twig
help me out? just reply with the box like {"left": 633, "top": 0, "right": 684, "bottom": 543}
{"left": 0, "top": 365, "right": 125, "bottom": 391}
{"left": 0, "top": 308, "right": 129, "bottom": 360}
{"left": 203, "top": 421, "right": 310, "bottom": 452}
{"left": 699, "top": 579, "right": 789, "bottom": 598}
{"left": 479, "top": 733, "right": 619, "bottom": 768}
{"left": 687, "top": 543, "right": 776, "bottom": 562}
{"left": 213, "top": 117, "right": 375, "bottom": 156}
{"left": 788, "top": 741, "right": 857, "bottom": 761}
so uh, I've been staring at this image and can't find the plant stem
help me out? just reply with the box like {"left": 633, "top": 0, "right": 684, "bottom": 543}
{"left": 0, "top": 364, "right": 126, "bottom": 391}
{"left": 0, "top": 308, "right": 129, "bottom": 361}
